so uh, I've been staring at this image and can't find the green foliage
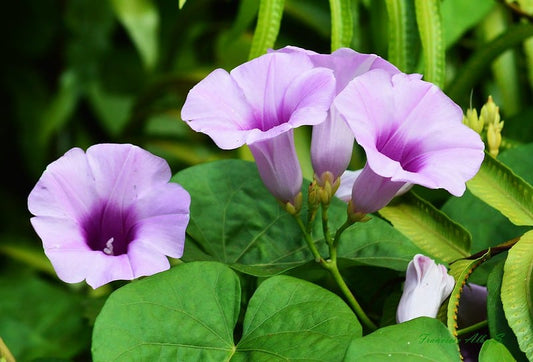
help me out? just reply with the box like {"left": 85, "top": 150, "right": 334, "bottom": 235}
{"left": 385, "top": 0, "right": 417, "bottom": 73}
{"left": 4, "top": 0, "right": 533, "bottom": 360}
{"left": 414, "top": 0, "right": 445, "bottom": 87}
{"left": 446, "top": 250, "right": 491, "bottom": 338}
{"left": 0, "top": 273, "right": 90, "bottom": 361}
{"left": 501, "top": 231, "right": 533, "bottom": 360}
{"left": 379, "top": 191, "right": 471, "bottom": 263}
{"left": 248, "top": 0, "right": 285, "bottom": 59}
{"left": 344, "top": 317, "right": 461, "bottom": 361}
{"left": 173, "top": 159, "right": 422, "bottom": 276}
{"left": 467, "top": 151, "right": 533, "bottom": 226}
{"left": 92, "top": 261, "right": 361, "bottom": 361}
{"left": 329, "top": 0, "right": 353, "bottom": 50}
{"left": 479, "top": 339, "right": 518, "bottom": 362}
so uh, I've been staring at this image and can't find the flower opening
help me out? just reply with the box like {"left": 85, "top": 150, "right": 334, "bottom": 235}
{"left": 181, "top": 48, "right": 336, "bottom": 205}
{"left": 28, "top": 144, "right": 191, "bottom": 289}
{"left": 334, "top": 69, "right": 485, "bottom": 214}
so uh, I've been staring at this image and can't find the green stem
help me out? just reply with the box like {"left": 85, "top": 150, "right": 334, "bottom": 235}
{"left": 322, "top": 259, "right": 378, "bottom": 331}
{"left": 332, "top": 218, "right": 354, "bottom": 249}
{"left": 321, "top": 203, "right": 334, "bottom": 249}
{"left": 293, "top": 215, "right": 324, "bottom": 263}
{"left": 456, "top": 320, "right": 489, "bottom": 337}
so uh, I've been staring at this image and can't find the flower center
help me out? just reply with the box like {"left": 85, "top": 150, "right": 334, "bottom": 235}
{"left": 82, "top": 202, "right": 137, "bottom": 256}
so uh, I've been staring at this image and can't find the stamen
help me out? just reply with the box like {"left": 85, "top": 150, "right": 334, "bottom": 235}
{"left": 103, "top": 237, "right": 115, "bottom": 255}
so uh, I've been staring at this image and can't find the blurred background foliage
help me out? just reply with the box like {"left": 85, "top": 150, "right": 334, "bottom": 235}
{"left": 0, "top": 0, "right": 532, "bottom": 360}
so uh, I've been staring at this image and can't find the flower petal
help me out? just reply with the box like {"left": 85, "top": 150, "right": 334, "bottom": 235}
{"left": 249, "top": 130, "right": 302, "bottom": 203}
{"left": 28, "top": 147, "right": 97, "bottom": 221}
{"left": 85, "top": 144, "right": 172, "bottom": 208}
{"left": 335, "top": 69, "right": 484, "bottom": 196}
{"left": 180, "top": 68, "right": 255, "bottom": 149}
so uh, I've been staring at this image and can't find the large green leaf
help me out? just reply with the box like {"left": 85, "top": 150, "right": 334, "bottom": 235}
{"left": 234, "top": 274, "right": 361, "bottom": 360}
{"left": 111, "top": 0, "right": 159, "bottom": 70}
{"left": 92, "top": 261, "right": 361, "bottom": 361}
{"left": 479, "top": 339, "right": 516, "bottom": 362}
{"left": 379, "top": 191, "right": 471, "bottom": 263}
{"left": 173, "top": 160, "right": 422, "bottom": 276}
{"left": 447, "top": 250, "right": 491, "bottom": 338}
{"left": 501, "top": 231, "right": 533, "bottom": 360}
{"left": 467, "top": 151, "right": 533, "bottom": 226}
{"left": 0, "top": 273, "right": 89, "bottom": 361}
{"left": 486, "top": 260, "right": 527, "bottom": 362}
{"left": 344, "top": 317, "right": 461, "bottom": 361}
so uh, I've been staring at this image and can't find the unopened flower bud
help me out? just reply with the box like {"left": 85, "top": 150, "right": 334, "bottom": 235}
{"left": 396, "top": 254, "right": 455, "bottom": 323}
{"left": 479, "top": 95, "right": 500, "bottom": 127}
{"left": 463, "top": 108, "right": 484, "bottom": 134}
{"left": 487, "top": 121, "right": 503, "bottom": 157}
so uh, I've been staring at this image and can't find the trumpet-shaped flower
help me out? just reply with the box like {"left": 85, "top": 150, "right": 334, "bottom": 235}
{"left": 28, "top": 144, "right": 190, "bottom": 289}
{"left": 396, "top": 254, "right": 455, "bottom": 323}
{"left": 181, "top": 49, "right": 336, "bottom": 204}
{"left": 334, "top": 69, "right": 485, "bottom": 214}
{"left": 277, "top": 47, "right": 400, "bottom": 185}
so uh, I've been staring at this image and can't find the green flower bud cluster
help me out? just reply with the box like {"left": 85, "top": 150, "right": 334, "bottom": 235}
{"left": 463, "top": 95, "right": 504, "bottom": 157}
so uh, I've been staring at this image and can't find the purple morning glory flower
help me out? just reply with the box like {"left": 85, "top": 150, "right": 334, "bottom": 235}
{"left": 180, "top": 49, "right": 336, "bottom": 204}
{"left": 396, "top": 254, "right": 455, "bottom": 323}
{"left": 277, "top": 47, "right": 400, "bottom": 186}
{"left": 334, "top": 69, "right": 485, "bottom": 214}
{"left": 28, "top": 144, "right": 190, "bottom": 289}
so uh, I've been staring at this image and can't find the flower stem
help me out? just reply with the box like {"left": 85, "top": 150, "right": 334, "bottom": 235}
{"left": 456, "top": 320, "right": 489, "bottom": 336}
{"left": 321, "top": 259, "right": 378, "bottom": 331}
{"left": 293, "top": 215, "right": 324, "bottom": 263}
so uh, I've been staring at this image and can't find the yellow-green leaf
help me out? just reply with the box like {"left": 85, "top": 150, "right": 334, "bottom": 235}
{"left": 379, "top": 191, "right": 471, "bottom": 263}
{"left": 467, "top": 152, "right": 533, "bottom": 226}
{"left": 501, "top": 230, "right": 533, "bottom": 360}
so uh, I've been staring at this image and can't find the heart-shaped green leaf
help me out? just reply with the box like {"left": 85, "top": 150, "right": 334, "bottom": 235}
{"left": 92, "top": 261, "right": 362, "bottom": 361}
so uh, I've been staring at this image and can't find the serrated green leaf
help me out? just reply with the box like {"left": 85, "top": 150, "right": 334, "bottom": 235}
{"left": 379, "top": 191, "right": 471, "bottom": 263}
{"left": 329, "top": 0, "right": 353, "bottom": 50}
{"left": 486, "top": 260, "right": 527, "bottom": 361}
{"left": 467, "top": 152, "right": 533, "bottom": 226}
{"left": 92, "top": 262, "right": 361, "bottom": 361}
{"left": 178, "top": 0, "right": 186, "bottom": 9}
{"left": 479, "top": 339, "right": 517, "bottom": 362}
{"left": 385, "top": 0, "right": 418, "bottom": 72}
{"left": 414, "top": 0, "right": 445, "bottom": 88}
{"left": 447, "top": 250, "right": 491, "bottom": 338}
{"left": 501, "top": 231, "right": 533, "bottom": 360}
{"left": 110, "top": 0, "right": 159, "bottom": 70}
{"left": 248, "top": 0, "right": 285, "bottom": 60}
{"left": 173, "top": 160, "right": 422, "bottom": 276}
{"left": 344, "top": 317, "right": 461, "bottom": 361}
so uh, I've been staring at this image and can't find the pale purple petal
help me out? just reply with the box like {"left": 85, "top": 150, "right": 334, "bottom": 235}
{"left": 180, "top": 69, "right": 255, "bottom": 149}
{"left": 350, "top": 164, "right": 407, "bottom": 214}
{"left": 249, "top": 131, "right": 302, "bottom": 203}
{"left": 28, "top": 143, "right": 190, "bottom": 289}
{"left": 28, "top": 147, "right": 96, "bottom": 221}
{"left": 278, "top": 47, "right": 400, "bottom": 182}
{"left": 336, "top": 169, "right": 362, "bottom": 202}
{"left": 335, "top": 69, "right": 484, "bottom": 203}
{"left": 181, "top": 50, "right": 336, "bottom": 203}
{"left": 311, "top": 107, "right": 354, "bottom": 182}
{"left": 397, "top": 254, "right": 455, "bottom": 323}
